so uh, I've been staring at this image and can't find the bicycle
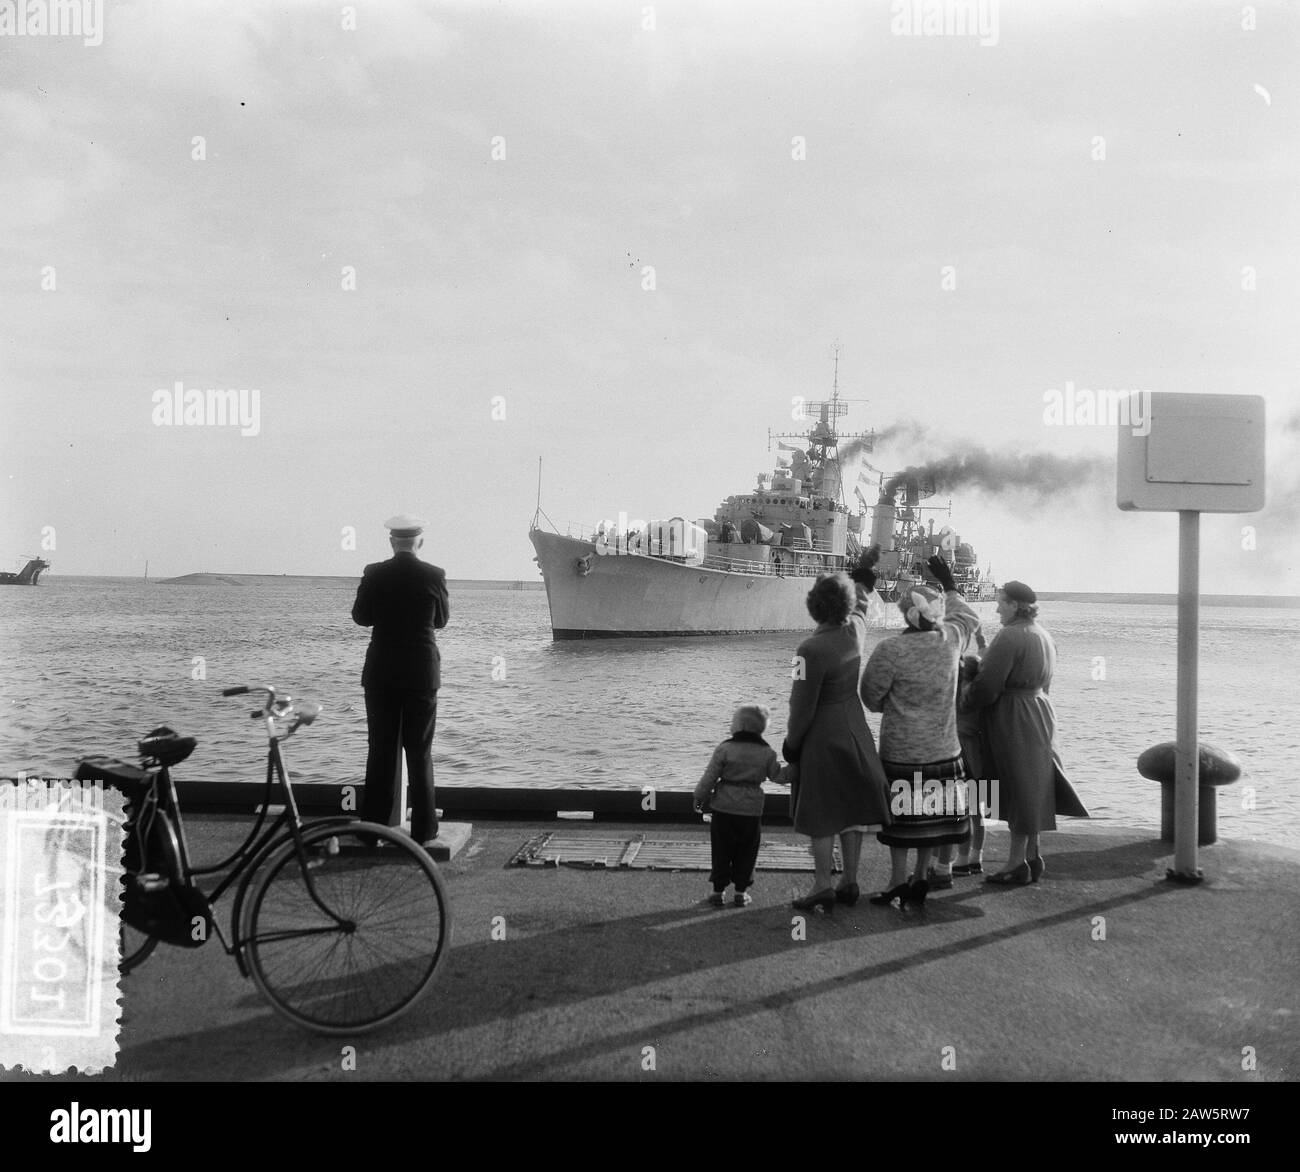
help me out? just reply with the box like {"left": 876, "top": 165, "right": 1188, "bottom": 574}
{"left": 76, "top": 684, "right": 451, "bottom": 1035}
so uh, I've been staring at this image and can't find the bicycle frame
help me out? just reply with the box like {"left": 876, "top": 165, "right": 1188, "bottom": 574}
{"left": 137, "top": 699, "right": 361, "bottom": 979}
{"left": 225, "top": 738, "right": 360, "bottom": 978}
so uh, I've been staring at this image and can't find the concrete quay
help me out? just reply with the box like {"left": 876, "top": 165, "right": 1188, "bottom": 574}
{"left": 82, "top": 815, "right": 1298, "bottom": 1083}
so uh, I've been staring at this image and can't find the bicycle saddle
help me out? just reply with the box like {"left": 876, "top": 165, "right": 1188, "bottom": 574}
{"left": 138, "top": 726, "right": 197, "bottom": 767}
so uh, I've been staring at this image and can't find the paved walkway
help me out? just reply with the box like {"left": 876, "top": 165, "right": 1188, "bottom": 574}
{"left": 97, "top": 819, "right": 1300, "bottom": 1080}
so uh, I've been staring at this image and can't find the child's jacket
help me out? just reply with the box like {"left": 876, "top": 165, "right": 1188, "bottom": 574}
{"left": 694, "top": 732, "right": 782, "bottom": 817}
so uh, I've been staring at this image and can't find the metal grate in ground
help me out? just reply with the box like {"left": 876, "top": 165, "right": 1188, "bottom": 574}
{"left": 509, "top": 832, "right": 841, "bottom": 872}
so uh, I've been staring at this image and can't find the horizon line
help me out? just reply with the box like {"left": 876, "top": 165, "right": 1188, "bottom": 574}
{"left": 30, "top": 572, "right": 1300, "bottom": 607}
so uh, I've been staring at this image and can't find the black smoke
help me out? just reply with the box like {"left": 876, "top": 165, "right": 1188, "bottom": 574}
{"left": 881, "top": 448, "right": 1110, "bottom": 500}
{"left": 840, "top": 419, "right": 927, "bottom": 464}
{"left": 844, "top": 418, "right": 1108, "bottom": 500}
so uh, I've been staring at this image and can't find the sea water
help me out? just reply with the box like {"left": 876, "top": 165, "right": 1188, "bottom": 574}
{"left": 1, "top": 578, "right": 1295, "bottom": 846}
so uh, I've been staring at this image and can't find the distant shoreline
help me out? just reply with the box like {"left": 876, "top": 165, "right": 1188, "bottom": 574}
{"left": 35, "top": 574, "right": 1300, "bottom": 607}
{"left": 1034, "top": 591, "right": 1300, "bottom": 608}
{"left": 155, "top": 573, "right": 548, "bottom": 591}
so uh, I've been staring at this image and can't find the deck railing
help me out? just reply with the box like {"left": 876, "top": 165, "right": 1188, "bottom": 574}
{"left": 556, "top": 520, "right": 844, "bottom": 577}
{"left": 699, "top": 555, "right": 831, "bottom": 578}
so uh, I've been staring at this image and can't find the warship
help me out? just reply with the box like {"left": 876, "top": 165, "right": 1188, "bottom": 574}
{"left": 0, "top": 557, "right": 50, "bottom": 586}
{"left": 529, "top": 359, "right": 995, "bottom": 638}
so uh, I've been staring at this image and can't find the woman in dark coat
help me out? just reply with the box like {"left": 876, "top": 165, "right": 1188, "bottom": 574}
{"left": 784, "top": 561, "right": 892, "bottom": 912}
{"left": 962, "top": 581, "right": 1088, "bottom": 885}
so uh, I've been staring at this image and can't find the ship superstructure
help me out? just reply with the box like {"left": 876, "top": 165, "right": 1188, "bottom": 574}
{"left": 869, "top": 476, "right": 996, "bottom": 603}
{"left": 700, "top": 352, "right": 869, "bottom": 581}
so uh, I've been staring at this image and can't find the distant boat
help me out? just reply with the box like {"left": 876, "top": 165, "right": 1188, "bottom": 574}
{"left": 0, "top": 557, "right": 50, "bottom": 586}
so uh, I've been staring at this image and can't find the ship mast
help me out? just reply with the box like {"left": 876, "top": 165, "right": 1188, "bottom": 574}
{"left": 830, "top": 343, "right": 846, "bottom": 505}
{"left": 768, "top": 346, "right": 873, "bottom": 511}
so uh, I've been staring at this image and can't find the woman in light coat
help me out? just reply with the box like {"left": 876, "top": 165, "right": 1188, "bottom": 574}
{"left": 962, "top": 581, "right": 1087, "bottom": 884}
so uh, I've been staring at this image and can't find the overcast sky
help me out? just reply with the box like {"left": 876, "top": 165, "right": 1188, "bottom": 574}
{"left": 2, "top": 0, "right": 1297, "bottom": 592}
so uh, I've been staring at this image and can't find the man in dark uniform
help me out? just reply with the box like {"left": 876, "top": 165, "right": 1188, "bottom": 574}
{"left": 351, "top": 514, "right": 450, "bottom": 848}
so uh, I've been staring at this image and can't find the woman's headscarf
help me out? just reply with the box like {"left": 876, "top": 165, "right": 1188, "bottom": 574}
{"left": 898, "top": 584, "right": 944, "bottom": 631}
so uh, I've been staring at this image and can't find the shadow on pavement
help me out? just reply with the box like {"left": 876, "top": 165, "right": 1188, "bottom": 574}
{"left": 110, "top": 833, "right": 1182, "bottom": 1079}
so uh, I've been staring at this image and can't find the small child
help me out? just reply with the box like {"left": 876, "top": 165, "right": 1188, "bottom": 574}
{"left": 693, "top": 704, "right": 783, "bottom": 907}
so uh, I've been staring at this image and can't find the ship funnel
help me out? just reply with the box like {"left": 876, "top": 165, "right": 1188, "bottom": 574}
{"left": 870, "top": 500, "right": 896, "bottom": 552}
{"left": 881, "top": 474, "right": 924, "bottom": 504}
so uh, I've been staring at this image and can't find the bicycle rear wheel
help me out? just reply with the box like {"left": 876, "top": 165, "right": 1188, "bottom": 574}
{"left": 243, "top": 823, "right": 450, "bottom": 1035}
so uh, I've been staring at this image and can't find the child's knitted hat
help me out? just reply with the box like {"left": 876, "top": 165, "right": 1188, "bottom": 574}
{"left": 731, "top": 704, "right": 770, "bottom": 735}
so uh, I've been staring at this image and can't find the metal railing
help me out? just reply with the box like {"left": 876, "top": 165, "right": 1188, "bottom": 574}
{"left": 699, "top": 554, "right": 834, "bottom": 578}
{"left": 557, "top": 519, "right": 846, "bottom": 577}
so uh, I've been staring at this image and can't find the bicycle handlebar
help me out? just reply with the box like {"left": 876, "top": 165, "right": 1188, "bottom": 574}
{"left": 221, "top": 684, "right": 321, "bottom": 733}
{"left": 223, "top": 684, "right": 277, "bottom": 710}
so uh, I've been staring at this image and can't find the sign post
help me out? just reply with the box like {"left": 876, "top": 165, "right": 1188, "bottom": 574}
{"left": 1117, "top": 393, "right": 1265, "bottom": 881}
{"left": 1174, "top": 510, "right": 1199, "bottom": 878}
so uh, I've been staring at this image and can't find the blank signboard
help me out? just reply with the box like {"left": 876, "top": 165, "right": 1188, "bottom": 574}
{"left": 1117, "top": 393, "right": 1265, "bottom": 512}
{"left": 1146, "top": 414, "right": 1256, "bottom": 486}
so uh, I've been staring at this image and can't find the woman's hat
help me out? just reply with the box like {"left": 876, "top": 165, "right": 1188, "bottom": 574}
{"left": 1001, "top": 580, "right": 1037, "bottom": 604}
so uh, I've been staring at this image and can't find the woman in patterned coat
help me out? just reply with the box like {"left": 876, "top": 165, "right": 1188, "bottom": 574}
{"left": 860, "top": 555, "right": 981, "bottom": 906}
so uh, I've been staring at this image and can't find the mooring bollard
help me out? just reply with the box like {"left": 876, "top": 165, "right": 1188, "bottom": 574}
{"left": 1137, "top": 742, "right": 1243, "bottom": 846}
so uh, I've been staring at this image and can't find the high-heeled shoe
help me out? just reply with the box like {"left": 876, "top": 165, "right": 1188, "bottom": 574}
{"left": 791, "top": 888, "right": 836, "bottom": 913}
{"left": 869, "top": 882, "right": 912, "bottom": 906}
{"left": 1028, "top": 855, "right": 1045, "bottom": 883}
{"left": 907, "top": 878, "right": 930, "bottom": 905}
{"left": 835, "top": 882, "right": 860, "bottom": 906}
{"left": 985, "top": 861, "right": 1032, "bottom": 886}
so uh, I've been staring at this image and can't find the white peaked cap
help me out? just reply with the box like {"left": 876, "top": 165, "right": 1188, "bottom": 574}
{"left": 384, "top": 514, "right": 427, "bottom": 537}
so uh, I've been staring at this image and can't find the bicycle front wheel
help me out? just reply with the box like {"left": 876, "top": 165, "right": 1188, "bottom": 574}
{"left": 244, "top": 823, "right": 450, "bottom": 1035}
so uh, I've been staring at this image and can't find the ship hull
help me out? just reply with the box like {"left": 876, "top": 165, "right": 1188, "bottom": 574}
{"left": 530, "top": 529, "right": 826, "bottom": 637}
